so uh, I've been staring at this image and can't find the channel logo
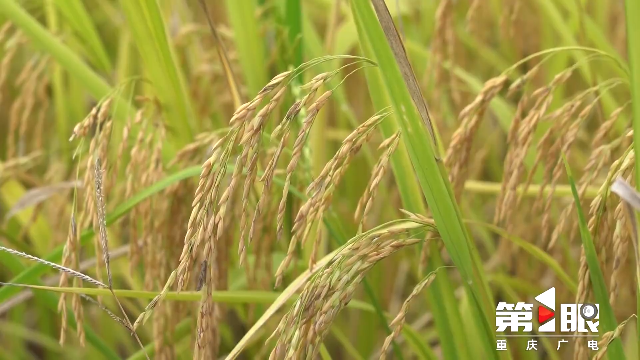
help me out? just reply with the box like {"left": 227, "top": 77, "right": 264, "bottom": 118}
{"left": 496, "top": 287, "right": 599, "bottom": 334}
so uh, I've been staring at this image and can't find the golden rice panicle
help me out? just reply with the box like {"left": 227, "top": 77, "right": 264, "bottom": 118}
{"left": 270, "top": 228, "right": 420, "bottom": 359}
{"left": 506, "top": 63, "right": 541, "bottom": 99}
{"left": 380, "top": 270, "right": 437, "bottom": 360}
{"left": 58, "top": 212, "right": 82, "bottom": 345}
{"left": 185, "top": 119, "right": 245, "bottom": 290}
{"left": 230, "top": 70, "right": 292, "bottom": 130}
{"left": 70, "top": 97, "right": 114, "bottom": 141}
{"left": 145, "top": 70, "right": 292, "bottom": 325}
{"left": 8, "top": 56, "right": 49, "bottom": 159}
{"left": 244, "top": 96, "right": 314, "bottom": 261}
{"left": 171, "top": 131, "right": 220, "bottom": 167}
{"left": 493, "top": 93, "right": 529, "bottom": 225}
{"left": 496, "top": 67, "right": 573, "bottom": 227}
{"left": 465, "top": 0, "right": 481, "bottom": 34}
{"left": 548, "top": 103, "right": 627, "bottom": 249}
{"left": 141, "top": 123, "right": 166, "bottom": 290}
{"left": 426, "top": 0, "right": 455, "bottom": 111}
{"left": 522, "top": 99, "right": 583, "bottom": 211}
{"left": 174, "top": 140, "right": 224, "bottom": 291}
{"left": 593, "top": 103, "right": 629, "bottom": 148}
{"left": 592, "top": 315, "right": 636, "bottom": 360}
{"left": 0, "top": 28, "right": 23, "bottom": 105}
{"left": 275, "top": 111, "right": 383, "bottom": 285}
{"left": 536, "top": 98, "right": 597, "bottom": 245}
{"left": 492, "top": 68, "right": 574, "bottom": 268}
{"left": 355, "top": 131, "right": 401, "bottom": 230}
{"left": 608, "top": 198, "right": 631, "bottom": 307}
{"left": 68, "top": 98, "right": 114, "bottom": 299}
{"left": 305, "top": 118, "right": 382, "bottom": 269}
{"left": 233, "top": 86, "right": 286, "bottom": 267}
{"left": 276, "top": 90, "right": 333, "bottom": 243}
{"left": 574, "top": 148, "right": 634, "bottom": 360}
{"left": 242, "top": 72, "right": 339, "bottom": 264}
{"left": 241, "top": 130, "right": 290, "bottom": 264}
{"left": 126, "top": 113, "right": 151, "bottom": 273}
{"left": 193, "top": 244, "right": 220, "bottom": 360}
{"left": 110, "top": 110, "right": 138, "bottom": 194}
{"left": 243, "top": 97, "right": 307, "bottom": 264}
{"left": 446, "top": 75, "right": 507, "bottom": 198}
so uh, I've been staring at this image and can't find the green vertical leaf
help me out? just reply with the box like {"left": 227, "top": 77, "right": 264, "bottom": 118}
{"left": 349, "top": 1, "right": 498, "bottom": 359}
{"left": 224, "top": 0, "right": 268, "bottom": 96}
{"left": 53, "top": 0, "right": 113, "bottom": 73}
{"left": 119, "top": 0, "right": 195, "bottom": 145}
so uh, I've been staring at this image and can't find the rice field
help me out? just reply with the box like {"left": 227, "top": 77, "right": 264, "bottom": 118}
{"left": 0, "top": 0, "right": 639, "bottom": 359}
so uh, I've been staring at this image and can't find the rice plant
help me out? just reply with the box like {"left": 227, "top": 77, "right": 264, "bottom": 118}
{"left": 0, "top": 0, "right": 639, "bottom": 359}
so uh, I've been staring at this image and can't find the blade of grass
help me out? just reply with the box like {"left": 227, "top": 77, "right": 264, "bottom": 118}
{"left": 52, "top": 0, "right": 112, "bottom": 73}
{"left": 44, "top": 0, "right": 72, "bottom": 161}
{"left": 0, "top": 320, "right": 68, "bottom": 355}
{"left": 352, "top": 7, "right": 469, "bottom": 360}
{"left": 319, "top": 344, "right": 332, "bottom": 360}
{"left": 0, "top": 180, "right": 52, "bottom": 256}
{"left": 118, "top": 0, "right": 195, "bottom": 145}
{"left": 224, "top": 0, "right": 268, "bottom": 96}
{"left": 353, "top": 18, "right": 466, "bottom": 360}
{"left": 350, "top": 2, "right": 498, "bottom": 359}
{"left": 563, "top": 154, "right": 624, "bottom": 360}
{"left": 330, "top": 326, "right": 365, "bottom": 360}
{"left": 285, "top": 0, "right": 303, "bottom": 67}
{"left": 401, "top": 325, "right": 437, "bottom": 360}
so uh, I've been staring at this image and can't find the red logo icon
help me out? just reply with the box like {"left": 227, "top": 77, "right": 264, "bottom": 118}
{"left": 535, "top": 287, "right": 556, "bottom": 332}
{"left": 538, "top": 306, "right": 554, "bottom": 324}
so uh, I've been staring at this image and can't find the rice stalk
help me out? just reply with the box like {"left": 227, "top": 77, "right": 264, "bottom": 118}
{"left": 0, "top": 246, "right": 107, "bottom": 288}
{"left": 94, "top": 156, "right": 148, "bottom": 359}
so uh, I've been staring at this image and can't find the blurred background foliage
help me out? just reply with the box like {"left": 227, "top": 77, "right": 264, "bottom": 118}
{"left": 0, "top": 0, "right": 639, "bottom": 359}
